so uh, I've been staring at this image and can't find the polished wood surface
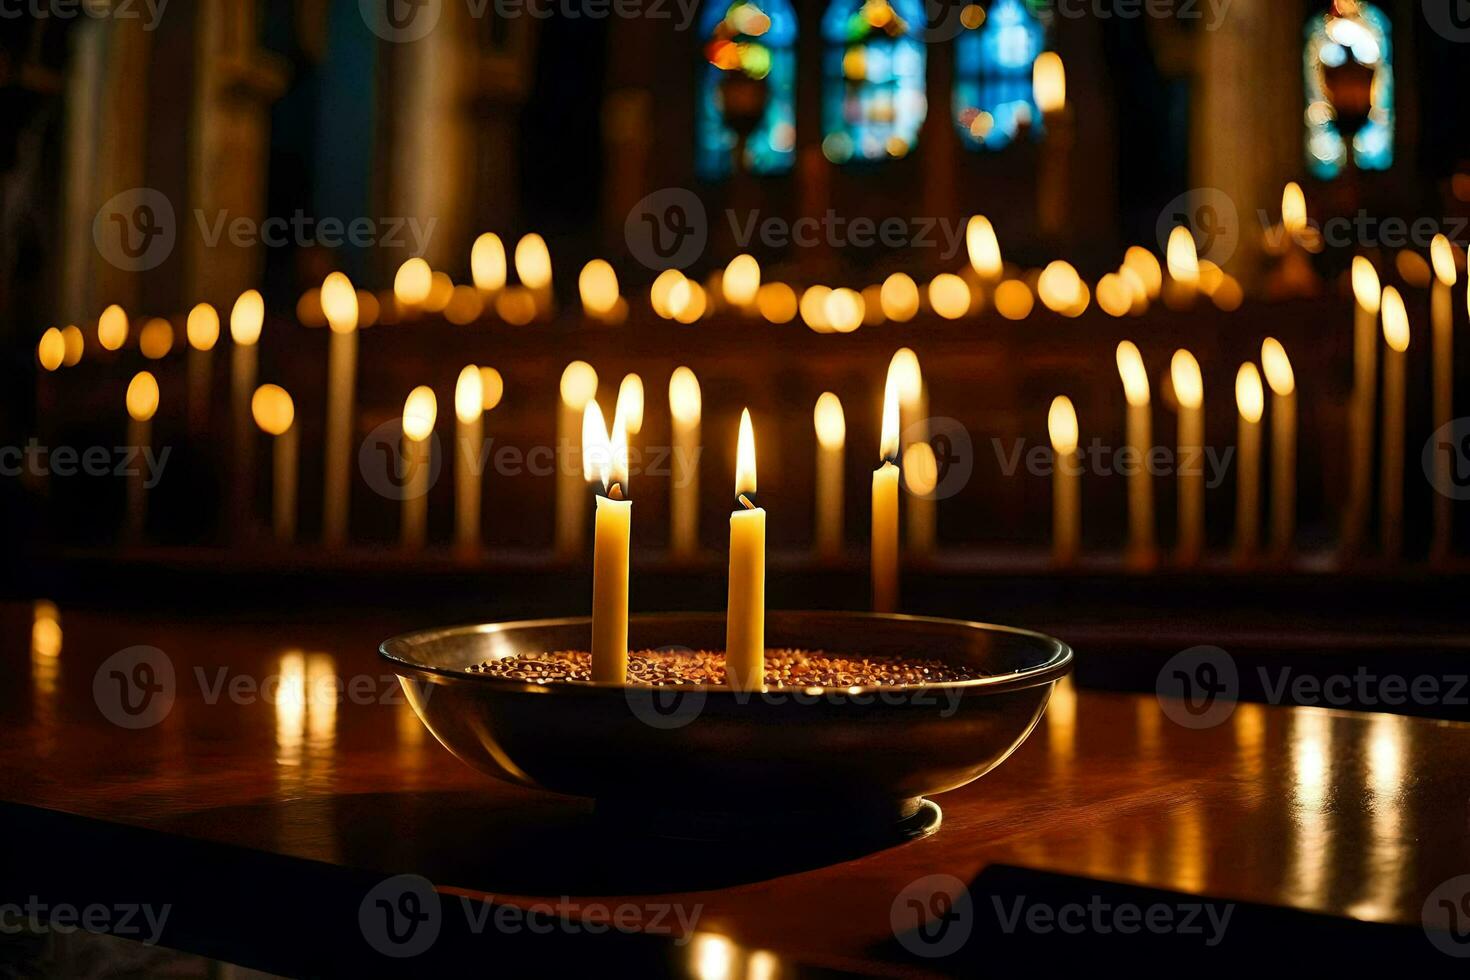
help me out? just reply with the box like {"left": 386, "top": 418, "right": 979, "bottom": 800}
{"left": 4, "top": 599, "right": 1467, "bottom": 973}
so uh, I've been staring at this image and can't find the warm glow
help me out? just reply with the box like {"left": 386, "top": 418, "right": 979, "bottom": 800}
{"left": 252, "top": 384, "right": 295, "bottom": 436}
{"left": 297, "top": 288, "right": 325, "bottom": 328}
{"left": 495, "top": 287, "right": 537, "bottom": 325}
{"left": 455, "top": 365, "right": 483, "bottom": 424}
{"left": 756, "top": 282, "right": 797, "bottom": 323}
{"left": 800, "top": 285, "right": 832, "bottom": 332}
{"left": 1170, "top": 349, "right": 1203, "bottom": 409}
{"left": 394, "top": 258, "right": 433, "bottom": 308}
{"left": 515, "top": 233, "right": 552, "bottom": 290}
{"left": 479, "top": 367, "right": 504, "bottom": 411}
{"left": 880, "top": 362, "right": 901, "bottom": 461}
{"left": 583, "top": 399, "right": 608, "bottom": 485}
{"left": 994, "top": 279, "right": 1034, "bottom": 320}
{"left": 559, "top": 360, "right": 598, "bottom": 409}
{"left": 1235, "top": 364, "right": 1264, "bottom": 423}
{"left": 1261, "top": 337, "right": 1296, "bottom": 396}
{"left": 673, "top": 280, "right": 707, "bottom": 323}
{"left": 929, "top": 273, "right": 971, "bottom": 319}
{"left": 126, "top": 371, "right": 159, "bottom": 422}
{"left": 880, "top": 272, "right": 921, "bottom": 322}
{"left": 1096, "top": 273, "right": 1131, "bottom": 317}
{"left": 1282, "top": 182, "right": 1307, "bottom": 235}
{"left": 443, "top": 285, "right": 483, "bottom": 325}
{"left": 231, "top": 290, "right": 265, "bottom": 345}
{"left": 1048, "top": 395, "right": 1078, "bottom": 454}
{"left": 425, "top": 272, "right": 454, "bottom": 313}
{"left": 1033, "top": 52, "right": 1066, "bottom": 114}
{"left": 1396, "top": 250, "right": 1432, "bottom": 289}
{"left": 1212, "top": 275, "right": 1244, "bottom": 312}
{"left": 139, "top": 318, "right": 174, "bottom": 360}
{"left": 321, "top": 272, "right": 359, "bottom": 334}
{"left": 814, "top": 391, "right": 845, "bottom": 450}
{"left": 1116, "top": 341, "right": 1150, "bottom": 407}
{"left": 735, "top": 408, "right": 757, "bottom": 498}
{"left": 966, "top": 216, "right": 1002, "bottom": 279}
{"left": 669, "top": 367, "right": 701, "bottom": 426}
{"left": 61, "top": 325, "right": 83, "bottom": 366}
{"left": 1380, "top": 286, "right": 1409, "bottom": 352}
{"left": 825, "top": 287, "right": 864, "bottom": 333}
{"left": 1351, "top": 256, "right": 1381, "bottom": 313}
{"left": 723, "top": 254, "right": 760, "bottom": 306}
{"left": 862, "top": 285, "right": 885, "bottom": 325}
{"left": 471, "top": 233, "right": 507, "bottom": 293}
{"left": 185, "top": 303, "right": 220, "bottom": 351}
{"left": 650, "top": 269, "right": 684, "bottom": 318}
{"left": 902, "top": 442, "right": 938, "bottom": 495}
{"left": 888, "top": 348, "right": 922, "bottom": 410}
{"left": 1166, "top": 227, "right": 1199, "bottom": 284}
{"left": 1038, "top": 261, "right": 1084, "bottom": 313}
{"left": 1431, "top": 234, "right": 1457, "bottom": 286}
{"left": 98, "top": 304, "right": 128, "bottom": 351}
{"left": 402, "top": 386, "right": 437, "bottom": 442}
{"left": 38, "top": 329, "right": 64, "bottom": 371}
{"left": 616, "top": 373, "right": 645, "bottom": 435}
{"left": 1123, "top": 246, "right": 1163, "bottom": 299}
{"left": 579, "top": 259, "right": 620, "bottom": 316}
{"left": 1119, "top": 266, "right": 1149, "bottom": 313}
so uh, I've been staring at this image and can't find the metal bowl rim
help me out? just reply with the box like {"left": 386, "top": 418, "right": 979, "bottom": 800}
{"left": 379, "top": 611, "right": 1073, "bottom": 696}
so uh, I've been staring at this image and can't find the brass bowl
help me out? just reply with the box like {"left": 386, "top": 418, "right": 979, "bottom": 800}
{"left": 381, "top": 612, "right": 1071, "bottom": 845}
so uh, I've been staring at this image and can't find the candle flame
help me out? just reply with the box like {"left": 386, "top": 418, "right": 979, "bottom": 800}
{"left": 471, "top": 233, "right": 507, "bottom": 292}
{"left": 1235, "top": 364, "right": 1264, "bottom": 423}
{"left": 455, "top": 365, "right": 483, "bottom": 424}
{"left": 825, "top": 287, "right": 865, "bottom": 332}
{"left": 887, "top": 348, "right": 922, "bottom": 411}
{"left": 1032, "top": 52, "right": 1066, "bottom": 114}
{"left": 814, "top": 392, "right": 845, "bottom": 450}
{"left": 650, "top": 269, "right": 684, "bottom": 319}
{"left": 479, "top": 366, "right": 504, "bottom": 411}
{"left": 1116, "top": 341, "right": 1151, "bottom": 406}
{"left": 966, "top": 216, "right": 1003, "bottom": 280}
{"left": 1038, "top": 260, "right": 1084, "bottom": 313}
{"left": 880, "top": 365, "right": 901, "bottom": 462}
{"left": 616, "top": 373, "right": 645, "bottom": 435}
{"left": 37, "top": 328, "right": 64, "bottom": 371}
{"left": 579, "top": 259, "right": 620, "bottom": 317}
{"left": 252, "top": 383, "right": 295, "bottom": 436}
{"left": 1170, "top": 349, "right": 1203, "bottom": 409}
{"left": 1351, "top": 256, "right": 1381, "bottom": 313}
{"left": 928, "top": 274, "right": 970, "bottom": 320}
{"left": 139, "top": 317, "right": 174, "bottom": 359}
{"left": 756, "top": 282, "right": 798, "bottom": 324}
{"left": 1166, "top": 227, "right": 1199, "bottom": 285}
{"left": 993, "top": 279, "right": 1034, "bottom": 320}
{"left": 402, "top": 386, "right": 437, "bottom": 442}
{"left": 723, "top": 254, "right": 760, "bottom": 306}
{"left": 1123, "top": 246, "right": 1163, "bottom": 299}
{"left": 1380, "top": 286, "right": 1410, "bottom": 352}
{"left": 230, "top": 290, "right": 264, "bottom": 345}
{"left": 394, "top": 259, "right": 432, "bottom": 308}
{"left": 880, "top": 272, "right": 920, "bottom": 322}
{"left": 669, "top": 366, "right": 701, "bottom": 425}
{"left": 582, "top": 399, "right": 608, "bottom": 485}
{"left": 735, "top": 407, "right": 756, "bottom": 500}
{"left": 321, "top": 272, "right": 359, "bottom": 334}
{"left": 515, "top": 233, "right": 552, "bottom": 290}
{"left": 1096, "top": 273, "right": 1130, "bottom": 317}
{"left": 187, "top": 303, "right": 220, "bottom": 351}
{"left": 126, "top": 371, "right": 159, "bottom": 422}
{"left": 902, "top": 442, "right": 938, "bottom": 496}
{"left": 61, "top": 325, "right": 83, "bottom": 366}
{"left": 1282, "top": 182, "right": 1307, "bottom": 235}
{"left": 1048, "top": 395, "right": 1078, "bottom": 454}
{"left": 98, "top": 304, "right": 128, "bottom": 351}
{"left": 1431, "top": 234, "right": 1457, "bottom": 286}
{"left": 610, "top": 401, "right": 629, "bottom": 492}
{"left": 559, "top": 360, "right": 598, "bottom": 410}
{"left": 1260, "top": 337, "right": 1295, "bottom": 396}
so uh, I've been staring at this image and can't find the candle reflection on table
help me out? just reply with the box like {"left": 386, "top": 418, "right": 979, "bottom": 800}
{"left": 1287, "top": 710, "right": 1333, "bottom": 909}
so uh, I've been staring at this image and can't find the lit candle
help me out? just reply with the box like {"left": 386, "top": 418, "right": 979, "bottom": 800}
{"left": 515, "top": 233, "right": 553, "bottom": 318}
{"left": 556, "top": 361, "right": 598, "bottom": 556}
{"left": 723, "top": 254, "right": 760, "bottom": 314}
{"left": 668, "top": 366, "right": 702, "bottom": 559}
{"left": 584, "top": 400, "right": 632, "bottom": 683}
{"left": 98, "top": 304, "right": 129, "bottom": 352}
{"left": 454, "top": 365, "right": 484, "bottom": 557}
{"left": 1048, "top": 395, "right": 1080, "bottom": 567}
{"left": 888, "top": 349, "right": 933, "bottom": 555}
{"left": 1032, "top": 52, "right": 1070, "bottom": 241}
{"left": 321, "top": 274, "right": 359, "bottom": 547}
{"left": 1165, "top": 227, "right": 1200, "bottom": 309}
{"left": 1115, "top": 341, "right": 1156, "bottom": 565}
{"left": 1345, "top": 256, "right": 1381, "bottom": 556}
{"left": 579, "top": 259, "right": 622, "bottom": 324}
{"left": 726, "top": 408, "right": 765, "bottom": 691}
{"left": 252, "top": 384, "right": 298, "bottom": 543}
{"left": 813, "top": 392, "right": 845, "bottom": 559}
{"left": 400, "top": 385, "right": 437, "bottom": 551}
{"left": 1379, "top": 287, "right": 1410, "bottom": 559}
{"left": 124, "top": 371, "right": 159, "bottom": 542}
{"left": 1430, "top": 235, "right": 1457, "bottom": 560}
{"left": 872, "top": 366, "right": 901, "bottom": 611}
{"left": 472, "top": 232, "right": 507, "bottom": 305}
{"left": 1233, "top": 363, "right": 1263, "bottom": 562}
{"left": 394, "top": 258, "right": 432, "bottom": 320}
{"left": 1261, "top": 338, "right": 1297, "bottom": 559}
{"left": 185, "top": 303, "right": 218, "bottom": 437}
{"left": 616, "top": 374, "right": 645, "bottom": 440}
{"left": 229, "top": 291, "right": 263, "bottom": 530}
{"left": 1171, "top": 349, "right": 1204, "bottom": 565}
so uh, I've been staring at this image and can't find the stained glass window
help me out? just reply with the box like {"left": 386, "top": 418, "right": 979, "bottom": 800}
{"left": 954, "top": 0, "right": 1049, "bottom": 150}
{"left": 1304, "top": 0, "right": 1393, "bottom": 178}
{"left": 820, "top": 0, "right": 927, "bottom": 164}
{"left": 697, "top": 0, "right": 798, "bottom": 180}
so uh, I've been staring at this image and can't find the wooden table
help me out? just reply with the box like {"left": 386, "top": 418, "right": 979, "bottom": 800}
{"left": 3, "top": 599, "right": 1467, "bottom": 974}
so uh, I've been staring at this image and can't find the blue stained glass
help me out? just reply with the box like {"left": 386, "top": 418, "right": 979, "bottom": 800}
{"left": 820, "top": 0, "right": 927, "bottom": 164}
{"left": 1304, "top": 1, "right": 1393, "bottom": 179}
{"left": 953, "top": 0, "right": 1048, "bottom": 151}
{"left": 696, "top": 0, "right": 798, "bottom": 180}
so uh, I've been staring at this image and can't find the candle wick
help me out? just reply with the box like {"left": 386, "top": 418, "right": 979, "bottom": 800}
{"left": 608, "top": 482, "right": 625, "bottom": 501}
{"left": 738, "top": 493, "right": 755, "bottom": 510}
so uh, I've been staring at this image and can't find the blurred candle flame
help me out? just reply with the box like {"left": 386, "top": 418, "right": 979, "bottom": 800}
{"left": 1351, "top": 256, "right": 1381, "bottom": 313}
{"left": 402, "top": 386, "right": 437, "bottom": 442}
{"left": 230, "top": 290, "right": 265, "bottom": 345}
{"left": 1380, "top": 286, "right": 1409, "bottom": 352}
{"left": 1048, "top": 395, "right": 1078, "bottom": 453}
{"left": 455, "top": 365, "right": 483, "bottom": 425}
{"left": 1261, "top": 337, "right": 1295, "bottom": 396}
{"left": 321, "top": 272, "right": 359, "bottom": 334}
{"left": 187, "top": 303, "right": 220, "bottom": 351}
{"left": 1235, "top": 363, "right": 1264, "bottom": 423}
{"left": 814, "top": 391, "right": 845, "bottom": 450}
{"left": 126, "top": 371, "right": 159, "bottom": 422}
{"left": 1170, "top": 350, "right": 1203, "bottom": 409}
